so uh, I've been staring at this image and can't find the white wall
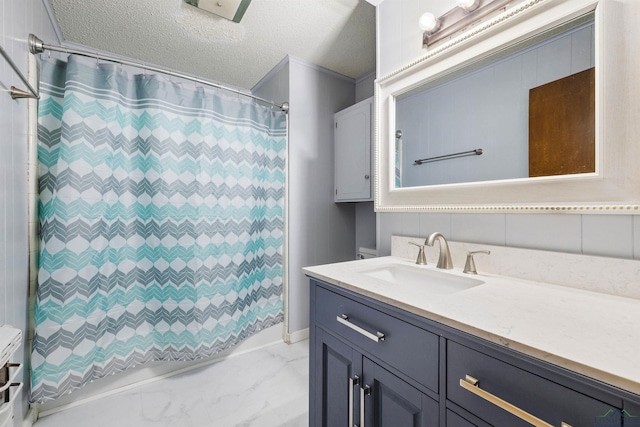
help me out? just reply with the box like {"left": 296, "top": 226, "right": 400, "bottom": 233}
{"left": 0, "top": 0, "right": 60, "bottom": 423}
{"left": 355, "top": 71, "right": 376, "bottom": 103}
{"left": 254, "top": 57, "right": 356, "bottom": 335}
{"left": 376, "top": 0, "right": 640, "bottom": 260}
{"left": 377, "top": 0, "right": 494, "bottom": 77}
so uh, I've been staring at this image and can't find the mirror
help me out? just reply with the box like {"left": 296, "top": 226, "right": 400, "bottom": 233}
{"left": 375, "top": 0, "right": 640, "bottom": 213}
{"left": 396, "top": 16, "right": 595, "bottom": 188}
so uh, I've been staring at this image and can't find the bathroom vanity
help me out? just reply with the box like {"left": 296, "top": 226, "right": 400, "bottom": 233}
{"left": 304, "top": 241, "right": 640, "bottom": 426}
{"left": 306, "top": 0, "right": 640, "bottom": 422}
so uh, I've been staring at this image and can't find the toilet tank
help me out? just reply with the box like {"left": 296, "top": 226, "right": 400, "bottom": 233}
{"left": 357, "top": 247, "right": 377, "bottom": 260}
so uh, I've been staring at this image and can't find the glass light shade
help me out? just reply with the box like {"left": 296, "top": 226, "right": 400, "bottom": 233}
{"left": 419, "top": 12, "right": 440, "bottom": 32}
{"left": 456, "top": 0, "right": 480, "bottom": 11}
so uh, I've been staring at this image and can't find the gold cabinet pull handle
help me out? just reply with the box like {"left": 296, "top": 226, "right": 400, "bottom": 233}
{"left": 460, "top": 375, "right": 572, "bottom": 427}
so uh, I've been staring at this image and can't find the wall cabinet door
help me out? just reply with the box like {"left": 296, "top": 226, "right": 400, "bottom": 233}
{"left": 335, "top": 97, "right": 372, "bottom": 202}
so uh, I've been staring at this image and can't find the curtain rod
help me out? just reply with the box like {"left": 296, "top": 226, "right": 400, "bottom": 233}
{"left": 0, "top": 43, "right": 39, "bottom": 99}
{"left": 28, "top": 34, "right": 289, "bottom": 113}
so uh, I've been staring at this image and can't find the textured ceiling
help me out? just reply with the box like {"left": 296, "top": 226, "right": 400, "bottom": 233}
{"left": 50, "top": 0, "right": 376, "bottom": 90}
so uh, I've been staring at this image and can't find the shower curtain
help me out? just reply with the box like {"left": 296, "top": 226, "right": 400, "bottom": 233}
{"left": 31, "top": 56, "right": 286, "bottom": 403}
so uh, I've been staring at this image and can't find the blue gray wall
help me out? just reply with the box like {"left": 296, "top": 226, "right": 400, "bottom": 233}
{"left": 356, "top": 71, "right": 375, "bottom": 103}
{"left": 254, "top": 57, "right": 357, "bottom": 335}
{"left": 354, "top": 72, "right": 377, "bottom": 255}
{"left": 376, "top": 0, "right": 640, "bottom": 261}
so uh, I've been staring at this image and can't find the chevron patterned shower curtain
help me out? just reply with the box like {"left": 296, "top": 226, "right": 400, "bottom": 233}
{"left": 31, "top": 56, "right": 286, "bottom": 403}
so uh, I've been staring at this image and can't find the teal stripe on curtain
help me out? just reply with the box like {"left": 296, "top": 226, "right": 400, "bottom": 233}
{"left": 31, "top": 56, "right": 286, "bottom": 403}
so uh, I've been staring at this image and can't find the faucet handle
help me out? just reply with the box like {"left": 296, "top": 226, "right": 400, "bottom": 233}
{"left": 463, "top": 250, "right": 490, "bottom": 275}
{"left": 408, "top": 242, "right": 427, "bottom": 265}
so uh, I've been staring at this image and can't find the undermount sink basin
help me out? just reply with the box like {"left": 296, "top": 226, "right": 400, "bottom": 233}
{"left": 360, "top": 264, "right": 483, "bottom": 295}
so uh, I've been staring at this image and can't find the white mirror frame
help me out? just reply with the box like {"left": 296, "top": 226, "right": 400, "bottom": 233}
{"left": 375, "top": 0, "right": 640, "bottom": 214}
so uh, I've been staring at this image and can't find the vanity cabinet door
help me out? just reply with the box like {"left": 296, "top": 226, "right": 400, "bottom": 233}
{"left": 446, "top": 410, "right": 478, "bottom": 427}
{"left": 313, "top": 328, "right": 362, "bottom": 427}
{"left": 624, "top": 401, "right": 640, "bottom": 425}
{"left": 362, "top": 357, "right": 439, "bottom": 427}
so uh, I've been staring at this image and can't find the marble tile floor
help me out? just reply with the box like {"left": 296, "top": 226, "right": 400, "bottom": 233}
{"left": 35, "top": 340, "right": 309, "bottom": 427}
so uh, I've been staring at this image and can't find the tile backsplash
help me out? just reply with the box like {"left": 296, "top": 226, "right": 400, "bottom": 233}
{"left": 378, "top": 212, "right": 640, "bottom": 261}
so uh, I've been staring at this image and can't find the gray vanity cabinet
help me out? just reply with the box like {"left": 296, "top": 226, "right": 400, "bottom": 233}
{"left": 311, "top": 281, "right": 439, "bottom": 426}
{"left": 313, "top": 328, "right": 361, "bottom": 427}
{"left": 309, "top": 278, "right": 640, "bottom": 427}
{"left": 624, "top": 401, "right": 640, "bottom": 424}
{"left": 445, "top": 410, "right": 478, "bottom": 427}
{"left": 362, "top": 356, "right": 439, "bottom": 426}
{"left": 447, "top": 340, "right": 619, "bottom": 426}
{"left": 313, "top": 322, "right": 438, "bottom": 427}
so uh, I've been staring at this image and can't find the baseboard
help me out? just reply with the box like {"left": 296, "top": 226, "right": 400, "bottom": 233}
{"left": 285, "top": 328, "right": 309, "bottom": 344}
{"left": 21, "top": 407, "right": 38, "bottom": 427}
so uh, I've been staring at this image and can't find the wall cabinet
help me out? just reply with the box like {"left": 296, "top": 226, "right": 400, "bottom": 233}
{"left": 334, "top": 97, "right": 373, "bottom": 202}
{"left": 309, "top": 278, "right": 640, "bottom": 427}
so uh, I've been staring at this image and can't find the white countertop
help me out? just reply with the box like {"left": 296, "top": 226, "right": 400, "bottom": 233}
{"left": 303, "top": 256, "right": 640, "bottom": 396}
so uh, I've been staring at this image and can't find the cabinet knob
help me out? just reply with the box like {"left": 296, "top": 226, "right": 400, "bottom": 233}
{"left": 364, "top": 175, "right": 370, "bottom": 180}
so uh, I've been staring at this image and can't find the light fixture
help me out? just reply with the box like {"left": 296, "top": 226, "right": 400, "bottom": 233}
{"left": 419, "top": 12, "right": 440, "bottom": 33}
{"left": 184, "top": 0, "right": 252, "bottom": 23}
{"left": 456, "top": 0, "right": 481, "bottom": 12}
{"left": 422, "top": 0, "right": 514, "bottom": 47}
